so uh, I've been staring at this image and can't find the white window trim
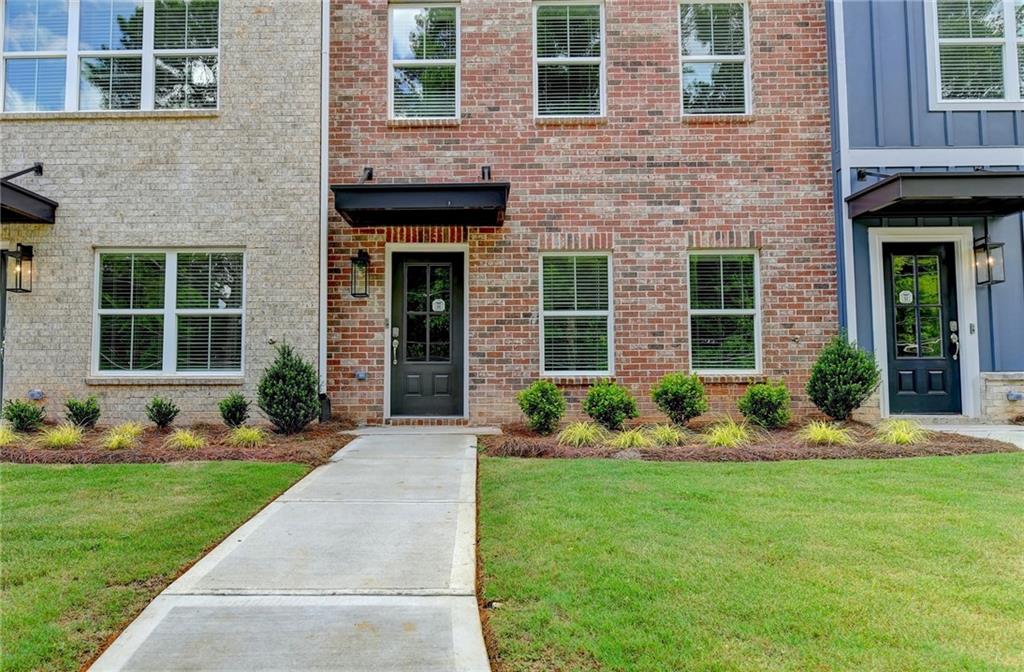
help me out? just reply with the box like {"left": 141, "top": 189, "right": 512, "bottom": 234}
{"left": 539, "top": 251, "right": 614, "bottom": 377}
{"left": 1, "top": 0, "right": 221, "bottom": 113}
{"left": 387, "top": 3, "right": 461, "bottom": 121}
{"left": 532, "top": 0, "right": 607, "bottom": 118}
{"left": 91, "top": 248, "right": 246, "bottom": 377}
{"left": 687, "top": 249, "right": 761, "bottom": 375}
{"left": 924, "top": 0, "right": 1023, "bottom": 111}
{"left": 678, "top": 0, "right": 752, "bottom": 117}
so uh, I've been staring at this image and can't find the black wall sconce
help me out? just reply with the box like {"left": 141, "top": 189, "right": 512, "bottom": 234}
{"left": 350, "top": 249, "right": 370, "bottom": 297}
{"left": 974, "top": 236, "right": 1005, "bottom": 286}
{"left": 3, "top": 244, "right": 34, "bottom": 293}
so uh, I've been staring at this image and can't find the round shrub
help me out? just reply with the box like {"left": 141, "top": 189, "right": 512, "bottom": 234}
{"left": 516, "top": 380, "right": 566, "bottom": 435}
{"left": 65, "top": 395, "right": 101, "bottom": 428}
{"left": 145, "top": 396, "right": 180, "bottom": 429}
{"left": 2, "top": 399, "right": 45, "bottom": 432}
{"left": 582, "top": 381, "right": 638, "bottom": 431}
{"left": 651, "top": 373, "right": 708, "bottom": 426}
{"left": 806, "top": 333, "right": 880, "bottom": 421}
{"left": 218, "top": 392, "right": 251, "bottom": 428}
{"left": 258, "top": 343, "right": 319, "bottom": 434}
{"left": 737, "top": 381, "right": 791, "bottom": 429}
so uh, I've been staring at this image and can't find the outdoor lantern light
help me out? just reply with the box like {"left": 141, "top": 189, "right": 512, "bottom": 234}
{"left": 974, "top": 237, "right": 1006, "bottom": 287}
{"left": 4, "top": 244, "right": 33, "bottom": 293}
{"left": 350, "top": 249, "right": 370, "bottom": 298}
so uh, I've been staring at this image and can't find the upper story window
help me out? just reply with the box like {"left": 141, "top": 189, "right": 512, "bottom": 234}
{"left": 926, "top": 0, "right": 1023, "bottom": 110}
{"left": 389, "top": 4, "right": 459, "bottom": 119}
{"left": 679, "top": 1, "right": 750, "bottom": 115}
{"left": 534, "top": 2, "right": 604, "bottom": 117}
{"left": 2, "top": 0, "right": 220, "bottom": 113}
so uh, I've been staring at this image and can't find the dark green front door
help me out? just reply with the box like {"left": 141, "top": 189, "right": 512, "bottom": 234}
{"left": 390, "top": 253, "right": 464, "bottom": 416}
{"left": 883, "top": 242, "right": 962, "bottom": 415}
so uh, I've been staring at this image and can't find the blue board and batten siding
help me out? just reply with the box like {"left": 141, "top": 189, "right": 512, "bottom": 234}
{"left": 829, "top": 0, "right": 1024, "bottom": 377}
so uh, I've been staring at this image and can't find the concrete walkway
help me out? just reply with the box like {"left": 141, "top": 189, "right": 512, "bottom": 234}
{"left": 90, "top": 434, "right": 490, "bottom": 672}
{"left": 928, "top": 424, "right": 1024, "bottom": 450}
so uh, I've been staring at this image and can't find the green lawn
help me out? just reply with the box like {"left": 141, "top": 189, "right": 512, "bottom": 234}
{"left": 1, "top": 462, "right": 308, "bottom": 672}
{"left": 480, "top": 454, "right": 1024, "bottom": 672}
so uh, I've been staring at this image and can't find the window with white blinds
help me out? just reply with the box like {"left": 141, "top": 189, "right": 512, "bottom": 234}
{"left": 928, "top": 0, "right": 1023, "bottom": 108}
{"left": 679, "top": 2, "right": 750, "bottom": 115}
{"left": 540, "top": 254, "right": 612, "bottom": 375}
{"left": 534, "top": 3, "right": 604, "bottom": 117}
{"left": 2, "top": 0, "right": 219, "bottom": 112}
{"left": 688, "top": 252, "right": 760, "bottom": 372}
{"left": 389, "top": 5, "right": 459, "bottom": 119}
{"left": 95, "top": 250, "right": 244, "bottom": 375}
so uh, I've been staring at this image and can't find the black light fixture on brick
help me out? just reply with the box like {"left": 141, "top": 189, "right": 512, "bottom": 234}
{"left": 3, "top": 244, "right": 33, "bottom": 293}
{"left": 350, "top": 249, "right": 370, "bottom": 298}
{"left": 974, "top": 236, "right": 1005, "bottom": 286}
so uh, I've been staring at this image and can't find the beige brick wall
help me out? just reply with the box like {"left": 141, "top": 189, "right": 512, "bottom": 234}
{"left": 981, "top": 373, "right": 1024, "bottom": 423}
{"left": 0, "top": 0, "right": 322, "bottom": 424}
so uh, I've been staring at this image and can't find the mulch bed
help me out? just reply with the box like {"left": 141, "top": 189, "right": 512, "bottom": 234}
{"left": 481, "top": 421, "right": 1020, "bottom": 462}
{"left": 0, "top": 419, "right": 356, "bottom": 466}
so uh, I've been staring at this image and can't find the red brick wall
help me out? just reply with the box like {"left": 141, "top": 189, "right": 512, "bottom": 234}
{"left": 328, "top": 0, "right": 836, "bottom": 426}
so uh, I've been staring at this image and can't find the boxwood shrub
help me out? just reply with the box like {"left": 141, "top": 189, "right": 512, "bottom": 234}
{"left": 651, "top": 373, "right": 708, "bottom": 426}
{"left": 516, "top": 380, "right": 566, "bottom": 435}
{"left": 582, "top": 381, "right": 638, "bottom": 431}
{"left": 737, "top": 381, "right": 791, "bottom": 429}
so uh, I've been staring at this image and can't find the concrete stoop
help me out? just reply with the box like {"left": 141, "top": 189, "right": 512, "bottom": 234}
{"left": 89, "top": 434, "right": 490, "bottom": 672}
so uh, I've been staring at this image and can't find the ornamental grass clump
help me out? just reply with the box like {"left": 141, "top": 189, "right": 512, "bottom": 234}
{"left": 516, "top": 380, "right": 566, "bottom": 435}
{"left": 0, "top": 424, "right": 17, "bottom": 447}
{"left": 798, "top": 420, "right": 854, "bottom": 446}
{"left": 877, "top": 419, "right": 928, "bottom": 446}
{"left": 38, "top": 424, "right": 84, "bottom": 449}
{"left": 557, "top": 421, "right": 606, "bottom": 448}
{"left": 651, "top": 373, "right": 708, "bottom": 426}
{"left": 227, "top": 426, "right": 268, "bottom": 448}
{"left": 166, "top": 429, "right": 206, "bottom": 451}
{"left": 2, "top": 399, "right": 45, "bottom": 432}
{"left": 65, "top": 395, "right": 101, "bottom": 428}
{"left": 583, "top": 381, "right": 639, "bottom": 431}
{"left": 258, "top": 343, "right": 319, "bottom": 434}
{"left": 607, "top": 428, "right": 654, "bottom": 449}
{"left": 737, "top": 381, "right": 791, "bottom": 429}
{"left": 102, "top": 422, "right": 144, "bottom": 450}
{"left": 702, "top": 420, "right": 751, "bottom": 449}
{"left": 647, "top": 424, "right": 685, "bottom": 447}
{"left": 806, "top": 333, "right": 880, "bottom": 421}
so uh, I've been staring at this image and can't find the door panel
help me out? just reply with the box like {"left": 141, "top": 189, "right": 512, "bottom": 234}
{"left": 883, "top": 242, "right": 961, "bottom": 414}
{"left": 390, "top": 253, "right": 464, "bottom": 416}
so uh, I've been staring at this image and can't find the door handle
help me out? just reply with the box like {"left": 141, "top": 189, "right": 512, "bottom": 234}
{"left": 392, "top": 338, "right": 399, "bottom": 365}
{"left": 950, "top": 333, "right": 959, "bottom": 361}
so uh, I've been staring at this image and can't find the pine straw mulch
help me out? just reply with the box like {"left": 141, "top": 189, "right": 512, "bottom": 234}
{"left": 0, "top": 419, "right": 356, "bottom": 466}
{"left": 481, "top": 420, "right": 1020, "bottom": 463}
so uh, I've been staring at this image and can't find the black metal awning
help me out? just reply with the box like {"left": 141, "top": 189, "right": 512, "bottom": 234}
{"left": 331, "top": 182, "right": 511, "bottom": 227}
{"left": 846, "top": 171, "right": 1024, "bottom": 219}
{"left": 1, "top": 181, "right": 58, "bottom": 224}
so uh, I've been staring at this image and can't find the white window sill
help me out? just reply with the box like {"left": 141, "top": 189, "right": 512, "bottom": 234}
{"left": 0, "top": 109, "right": 220, "bottom": 122}
{"left": 86, "top": 375, "right": 243, "bottom": 386}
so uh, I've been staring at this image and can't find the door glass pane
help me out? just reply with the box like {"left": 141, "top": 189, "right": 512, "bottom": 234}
{"left": 918, "top": 307, "right": 943, "bottom": 357}
{"left": 429, "top": 313, "right": 450, "bottom": 361}
{"left": 429, "top": 265, "right": 450, "bottom": 308}
{"left": 915, "top": 255, "right": 940, "bottom": 305}
{"left": 406, "top": 313, "right": 427, "bottom": 361}
{"left": 894, "top": 306, "right": 918, "bottom": 358}
{"left": 406, "top": 265, "right": 427, "bottom": 312}
{"left": 891, "top": 255, "right": 915, "bottom": 304}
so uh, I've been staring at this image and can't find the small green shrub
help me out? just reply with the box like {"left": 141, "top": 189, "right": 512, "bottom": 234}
{"left": 2, "top": 400, "right": 45, "bottom": 432}
{"left": 218, "top": 392, "right": 251, "bottom": 428}
{"left": 583, "top": 381, "right": 639, "bottom": 431}
{"left": 877, "top": 419, "right": 928, "bottom": 446}
{"left": 166, "top": 429, "right": 206, "bottom": 450}
{"left": 258, "top": 343, "right": 319, "bottom": 434}
{"left": 0, "top": 425, "right": 19, "bottom": 447}
{"left": 647, "top": 424, "right": 685, "bottom": 446}
{"left": 557, "top": 421, "right": 606, "bottom": 448}
{"left": 651, "top": 373, "right": 708, "bottom": 426}
{"left": 145, "top": 396, "right": 180, "bottom": 429}
{"left": 516, "top": 381, "right": 566, "bottom": 435}
{"left": 806, "top": 333, "right": 881, "bottom": 421}
{"left": 607, "top": 428, "right": 654, "bottom": 449}
{"left": 797, "top": 420, "right": 853, "bottom": 446}
{"left": 702, "top": 420, "right": 751, "bottom": 448}
{"left": 102, "top": 422, "right": 144, "bottom": 450}
{"left": 65, "top": 395, "right": 101, "bottom": 428}
{"left": 38, "top": 424, "right": 84, "bottom": 449}
{"left": 228, "top": 426, "right": 268, "bottom": 447}
{"left": 737, "top": 381, "right": 791, "bottom": 429}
